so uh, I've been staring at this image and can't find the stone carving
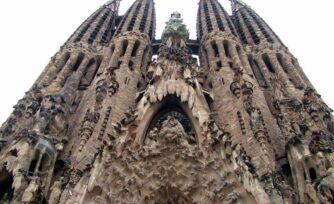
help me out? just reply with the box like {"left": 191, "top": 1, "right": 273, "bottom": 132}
{"left": 1, "top": 2, "right": 333, "bottom": 203}
{"left": 272, "top": 169, "right": 296, "bottom": 203}
{"left": 98, "top": 106, "right": 111, "bottom": 140}
{"left": 230, "top": 81, "right": 241, "bottom": 97}
{"left": 237, "top": 111, "right": 247, "bottom": 134}
{"left": 78, "top": 110, "right": 100, "bottom": 152}
{"left": 21, "top": 177, "right": 43, "bottom": 203}
{"left": 145, "top": 116, "right": 195, "bottom": 146}
{"left": 34, "top": 93, "right": 69, "bottom": 139}
{"left": 95, "top": 79, "right": 108, "bottom": 109}
{"left": 309, "top": 131, "right": 334, "bottom": 154}
{"left": 120, "top": 107, "right": 137, "bottom": 126}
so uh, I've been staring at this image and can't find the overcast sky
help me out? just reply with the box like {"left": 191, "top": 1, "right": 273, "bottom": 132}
{"left": 0, "top": 0, "right": 333, "bottom": 124}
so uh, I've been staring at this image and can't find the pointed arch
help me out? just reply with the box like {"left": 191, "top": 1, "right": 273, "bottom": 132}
{"left": 135, "top": 95, "right": 201, "bottom": 146}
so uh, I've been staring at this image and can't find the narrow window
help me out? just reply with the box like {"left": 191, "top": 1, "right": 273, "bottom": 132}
{"left": 276, "top": 53, "right": 288, "bottom": 73}
{"left": 248, "top": 56, "right": 267, "bottom": 87}
{"left": 71, "top": 54, "right": 85, "bottom": 72}
{"left": 211, "top": 41, "right": 219, "bottom": 57}
{"left": 131, "top": 41, "right": 140, "bottom": 57}
{"left": 38, "top": 154, "right": 51, "bottom": 172}
{"left": 262, "top": 54, "right": 275, "bottom": 73}
{"left": 223, "top": 40, "right": 231, "bottom": 58}
{"left": 309, "top": 168, "right": 317, "bottom": 182}
{"left": 121, "top": 40, "right": 128, "bottom": 57}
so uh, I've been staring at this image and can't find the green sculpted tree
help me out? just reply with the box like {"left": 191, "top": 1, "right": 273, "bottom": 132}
{"left": 161, "top": 12, "right": 190, "bottom": 48}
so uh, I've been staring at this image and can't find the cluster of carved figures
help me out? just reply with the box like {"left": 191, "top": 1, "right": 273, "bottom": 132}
{"left": 1, "top": 1, "right": 334, "bottom": 203}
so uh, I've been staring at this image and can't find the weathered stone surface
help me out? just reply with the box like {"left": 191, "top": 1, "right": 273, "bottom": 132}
{"left": 0, "top": 0, "right": 333, "bottom": 203}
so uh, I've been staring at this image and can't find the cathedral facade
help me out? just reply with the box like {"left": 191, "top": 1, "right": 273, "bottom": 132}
{"left": 1, "top": 0, "right": 334, "bottom": 203}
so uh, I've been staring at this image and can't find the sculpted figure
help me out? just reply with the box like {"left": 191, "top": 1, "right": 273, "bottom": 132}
{"left": 34, "top": 93, "right": 68, "bottom": 138}
{"left": 21, "top": 177, "right": 42, "bottom": 203}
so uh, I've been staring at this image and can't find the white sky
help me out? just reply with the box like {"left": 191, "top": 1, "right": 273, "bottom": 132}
{"left": 0, "top": 0, "right": 333, "bottom": 124}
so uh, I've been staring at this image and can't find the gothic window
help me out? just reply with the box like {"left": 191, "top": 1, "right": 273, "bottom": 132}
{"left": 28, "top": 150, "right": 51, "bottom": 175}
{"left": 121, "top": 40, "right": 128, "bottom": 57}
{"left": 236, "top": 45, "right": 246, "bottom": 67}
{"left": 71, "top": 54, "right": 85, "bottom": 72}
{"left": 0, "top": 169, "right": 14, "bottom": 201}
{"left": 110, "top": 45, "right": 115, "bottom": 56}
{"left": 216, "top": 61, "right": 222, "bottom": 70}
{"left": 144, "top": 97, "right": 197, "bottom": 146}
{"left": 223, "top": 40, "right": 231, "bottom": 58}
{"left": 131, "top": 41, "right": 141, "bottom": 57}
{"left": 248, "top": 56, "right": 267, "bottom": 87}
{"left": 276, "top": 53, "right": 288, "bottom": 73}
{"left": 28, "top": 149, "right": 40, "bottom": 175}
{"left": 309, "top": 168, "right": 317, "bottom": 182}
{"left": 39, "top": 153, "right": 51, "bottom": 172}
{"left": 262, "top": 54, "right": 275, "bottom": 73}
{"left": 211, "top": 41, "right": 219, "bottom": 57}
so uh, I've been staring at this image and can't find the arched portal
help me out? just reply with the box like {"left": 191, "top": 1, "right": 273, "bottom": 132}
{"left": 0, "top": 169, "right": 14, "bottom": 201}
{"left": 137, "top": 95, "right": 200, "bottom": 146}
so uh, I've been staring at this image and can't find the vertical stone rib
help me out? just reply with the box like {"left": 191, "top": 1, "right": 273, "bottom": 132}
{"left": 122, "top": 40, "right": 135, "bottom": 67}
{"left": 109, "top": 41, "right": 122, "bottom": 68}
{"left": 228, "top": 41, "right": 242, "bottom": 68}
{"left": 216, "top": 41, "right": 230, "bottom": 67}
{"left": 281, "top": 55, "right": 305, "bottom": 89}
{"left": 55, "top": 53, "right": 80, "bottom": 86}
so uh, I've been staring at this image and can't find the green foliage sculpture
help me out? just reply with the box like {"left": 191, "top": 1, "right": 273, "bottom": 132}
{"left": 161, "top": 12, "right": 190, "bottom": 48}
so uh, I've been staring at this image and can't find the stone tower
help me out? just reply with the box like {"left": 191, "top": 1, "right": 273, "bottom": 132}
{"left": 0, "top": 0, "right": 333, "bottom": 203}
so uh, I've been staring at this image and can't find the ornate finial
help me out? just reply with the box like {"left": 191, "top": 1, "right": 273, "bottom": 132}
{"left": 105, "top": 0, "right": 121, "bottom": 11}
{"left": 161, "top": 11, "right": 190, "bottom": 48}
{"left": 230, "top": 0, "right": 246, "bottom": 12}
